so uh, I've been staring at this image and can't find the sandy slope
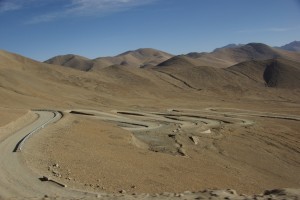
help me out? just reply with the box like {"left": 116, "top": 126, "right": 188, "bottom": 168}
{"left": 0, "top": 108, "right": 27, "bottom": 127}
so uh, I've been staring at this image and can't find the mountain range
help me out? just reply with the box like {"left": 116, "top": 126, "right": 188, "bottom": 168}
{"left": 45, "top": 48, "right": 173, "bottom": 71}
{"left": 214, "top": 41, "right": 300, "bottom": 52}
{"left": 1, "top": 41, "right": 300, "bottom": 109}
{"left": 45, "top": 41, "right": 300, "bottom": 70}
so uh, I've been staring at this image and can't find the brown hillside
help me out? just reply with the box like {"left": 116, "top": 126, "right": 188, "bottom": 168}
{"left": 155, "top": 55, "right": 300, "bottom": 95}
{"left": 157, "top": 55, "right": 196, "bottom": 67}
{"left": 2, "top": 49, "right": 300, "bottom": 106}
{"left": 0, "top": 50, "right": 195, "bottom": 108}
{"left": 227, "top": 59, "right": 300, "bottom": 89}
{"left": 227, "top": 58, "right": 300, "bottom": 89}
{"left": 45, "top": 48, "right": 173, "bottom": 71}
{"left": 155, "top": 60, "right": 262, "bottom": 94}
{"left": 185, "top": 43, "right": 300, "bottom": 68}
{"left": 45, "top": 54, "right": 93, "bottom": 71}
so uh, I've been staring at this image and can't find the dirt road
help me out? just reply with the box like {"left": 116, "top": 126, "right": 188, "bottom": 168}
{"left": 0, "top": 111, "right": 88, "bottom": 198}
{"left": 1, "top": 109, "right": 299, "bottom": 199}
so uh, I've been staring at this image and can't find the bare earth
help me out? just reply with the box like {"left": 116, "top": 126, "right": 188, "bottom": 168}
{"left": 0, "top": 108, "right": 27, "bottom": 127}
{"left": 22, "top": 105, "right": 300, "bottom": 197}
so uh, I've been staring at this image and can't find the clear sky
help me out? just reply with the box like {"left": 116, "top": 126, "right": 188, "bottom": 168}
{"left": 0, "top": 0, "right": 300, "bottom": 61}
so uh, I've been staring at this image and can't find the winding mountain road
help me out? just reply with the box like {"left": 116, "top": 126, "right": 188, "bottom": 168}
{"left": 0, "top": 111, "right": 88, "bottom": 198}
{"left": 1, "top": 108, "right": 299, "bottom": 199}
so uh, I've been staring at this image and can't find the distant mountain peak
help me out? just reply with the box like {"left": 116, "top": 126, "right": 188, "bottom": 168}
{"left": 278, "top": 41, "right": 300, "bottom": 52}
{"left": 244, "top": 43, "right": 275, "bottom": 53}
{"left": 117, "top": 48, "right": 171, "bottom": 57}
{"left": 213, "top": 43, "right": 244, "bottom": 52}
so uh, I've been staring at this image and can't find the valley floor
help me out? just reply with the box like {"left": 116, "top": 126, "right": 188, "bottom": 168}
{"left": 1, "top": 98, "right": 299, "bottom": 199}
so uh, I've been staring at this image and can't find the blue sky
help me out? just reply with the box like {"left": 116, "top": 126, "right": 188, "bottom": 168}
{"left": 0, "top": 0, "right": 299, "bottom": 61}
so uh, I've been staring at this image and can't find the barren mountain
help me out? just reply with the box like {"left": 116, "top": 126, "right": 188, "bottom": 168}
{"left": 184, "top": 43, "right": 300, "bottom": 68}
{"left": 45, "top": 54, "right": 93, "bottom": 71}
{"left": 157, "top": 55, "right": 197, "bottom": 67}
{"left": 2, "top": 47, "right": 300, "bottom": 107}
{"left": 227, "top": 58, "right": 300, "bottom": 88}
{"left": 45, "top": 48, "right": 173, "bottom": 71}
{"left": 213, "top": 43, "right": 245, "bottom": 51}
{"left": 45, "top": 43, "right": 300, "bottom": 71}
{"left": 278, "top": 41, "right": 300, "bottom": 52}
{"left": 156, "top": 55, "right": 300, "bottom": 93}
{"left": 0, "top": 49, "right": 198, "bottom": 108}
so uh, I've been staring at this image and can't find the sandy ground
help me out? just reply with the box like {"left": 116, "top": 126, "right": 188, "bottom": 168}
{"left": 23, "top": 105, "right": 300, "bottom": 197}
{"left": 0, "top": 109, "right": 37, "bottom": 143}
{"left": 0, "top": 108, "right": 27, "bottom": 127}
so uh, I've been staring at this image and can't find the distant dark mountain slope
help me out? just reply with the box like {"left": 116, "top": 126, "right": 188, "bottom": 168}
{"left": 197, "top": 43, "right": 280, "bottom": 67}
{"left": 213, "top": 43, "right": 244, "bottom": 51}
{"left": 263, "top": 59, "right": 300, "bottom": 88}
{"left": 278, "top": 41, "right": 300, "bottom": 52}
{"left": 184, "top": 43, "right": 300, "bottom": 68}
{"left": 155, "top": 54, "right": 300, "bottom": 91}
{"left": 155, "top": 56, "right": 263, "bottom": 92}
{"left": 227, "top": 58, "right": 300, "bottom": 88}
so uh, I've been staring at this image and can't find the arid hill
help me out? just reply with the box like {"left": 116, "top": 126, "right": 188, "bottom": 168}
{"left": 156, "top": 56, "right": 300, "bottom": 93}
{"left": 1, "top": 47, "right": 300, "bottom": 108}
{"left": 45, "top": 43, "right": 300, "bottom": 71}
{"left": 213, "top": 43, "right": 245, "bottom": 51}
{"left": 278, "top": 41, "right": 300, "bottom": 52}
{"left": 45, "top": 48, "right": 173, "bottom": 71}
{"left": 227, "top": 58, "right": 300, "bottom": 89}
{"left": 184, "top": 43, "right": 300, "bottom": 68}
{"left": 44, "top": 54, "right": 93, "bottom": 71}
{"left": 0, "top": 49, "right": 200, "bottom": 109}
